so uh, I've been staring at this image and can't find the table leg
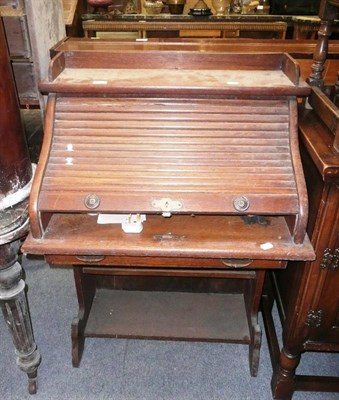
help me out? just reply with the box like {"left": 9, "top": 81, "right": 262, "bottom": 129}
{"left": 71, "top": 266, "right": 95, "bottom": 367}
{"left": 0, "top": 240, "right": 41, "bottom": 394}
{"left": 245, "top": 270, "right": 265, "bottom": 377}
{"left": 308, "top": 1, "right": 338, "bottom": 88}
{"left": 271, "top": 347, "right": 301, "bottom": 400}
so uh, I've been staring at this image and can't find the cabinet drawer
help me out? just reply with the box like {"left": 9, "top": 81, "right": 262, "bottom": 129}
{"left": 12, "top": 61, "right": 38, "bottom": 103}
{"left": 0, "top": 0, "right": 24, "bottom": 7}
{"left": 46, "top": 254, "right": 285, "bottom": 270}
{"left": 2, "top": 15, "right": 31, "bottom": 58}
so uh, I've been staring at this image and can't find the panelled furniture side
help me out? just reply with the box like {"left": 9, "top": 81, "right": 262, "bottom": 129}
{"left": 263, "top": 87, "right": 339, "bottom": 399}
{"left": 262, "top": 2, "right": 339, "bottom": 398}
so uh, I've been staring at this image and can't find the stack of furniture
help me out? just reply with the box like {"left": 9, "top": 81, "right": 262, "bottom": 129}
{"left": 0, "top": 0, "right": 65, "bottom": 109}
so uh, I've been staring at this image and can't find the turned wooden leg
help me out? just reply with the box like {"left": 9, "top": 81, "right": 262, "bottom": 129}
{"left": 307, "top": 20, "right": 332, "bottom": 88}
{"left": 0, "top": 14, "right": 40, "bottom": 393}
{"left": 271, "top": 347, "right": 301, "bottom": 400}
{"left": 307, "top": 0, "right": 338, "bottom": 88}
{"left": 71, "top": 267, "right": 95, "bottom": 367}
{"left": 0, "top": 240, "right": 41, "bottom": 394}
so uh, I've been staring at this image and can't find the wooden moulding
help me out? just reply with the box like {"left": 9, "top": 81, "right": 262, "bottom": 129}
{"left": 287, "top": 100, "right": 309, "bottom": 245}
{"left": 28, "top": 94, "right": 56, "bottom": 239}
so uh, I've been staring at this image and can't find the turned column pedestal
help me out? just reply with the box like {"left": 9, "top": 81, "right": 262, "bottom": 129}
{"left": 0, "top": 17, "right": 40, "bottom": 394}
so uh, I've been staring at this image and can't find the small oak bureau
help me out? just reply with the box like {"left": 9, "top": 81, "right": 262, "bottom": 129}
{"left": 23, "top": 48, "right": 314, "bottom": 379}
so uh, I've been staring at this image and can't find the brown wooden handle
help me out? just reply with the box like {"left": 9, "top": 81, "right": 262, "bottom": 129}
{"left": 75, "top": 255, "right": 105, "bottom": 263}
{"left": 221, "top": 258, "right": 253, "bottom": 268}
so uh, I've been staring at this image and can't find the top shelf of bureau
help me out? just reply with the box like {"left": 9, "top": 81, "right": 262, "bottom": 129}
{"left": 40, "top": 51, "right": 310, "bottom": 97}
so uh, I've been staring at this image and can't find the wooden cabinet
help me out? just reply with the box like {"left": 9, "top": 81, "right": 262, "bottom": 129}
{"left": 263, "top": 2, "right": 339, "bottom": 396}
{"left": 263, "top": 87, "right": 339, "bottom": 399}
{"left": 0, "top": 0, "right": 65, "bottom": 109}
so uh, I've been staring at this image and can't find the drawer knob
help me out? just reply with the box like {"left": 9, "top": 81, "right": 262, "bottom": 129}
{"left": 84, "top": 194, "right": 101, "bottom": 209}
{"left": 233, "top": 196, "right": 250, "bottom": 212}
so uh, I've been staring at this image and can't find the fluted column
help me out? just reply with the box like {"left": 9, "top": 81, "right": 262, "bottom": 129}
{"left": 0, "top": 16, "right": 41, "bottom": 394}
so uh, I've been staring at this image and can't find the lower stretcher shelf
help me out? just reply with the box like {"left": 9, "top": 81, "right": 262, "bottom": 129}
{"left": 84, "top": 289, "right": 250, "bottom": 343}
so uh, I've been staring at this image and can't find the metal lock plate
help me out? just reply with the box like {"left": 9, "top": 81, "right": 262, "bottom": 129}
{"left": 152, "top": 198, "right": 182, "bottom": 216}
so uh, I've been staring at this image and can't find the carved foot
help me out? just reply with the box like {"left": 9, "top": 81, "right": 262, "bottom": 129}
{"left": 28, "top": 370, "right": 38, "bottom": 395}
{"left": 16, "top": 343, "right": 41, "bottom": 395}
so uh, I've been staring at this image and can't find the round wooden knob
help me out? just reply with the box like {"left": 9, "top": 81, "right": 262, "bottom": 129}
{"left": 84, "top": 194, "right": 101, "bottom": 209}
{"left": 233, "top": 196, "right": 250, "bottom": 212}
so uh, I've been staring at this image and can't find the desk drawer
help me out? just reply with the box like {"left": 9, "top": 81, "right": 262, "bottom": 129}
{"left": 2, "top": 15, "right": 31, "bottom": 58}
{"left": 12, "top": 61, "right": 38, "bottom": 103}
{"left": 46, "top": 254, "right": 285, "bottom": 270}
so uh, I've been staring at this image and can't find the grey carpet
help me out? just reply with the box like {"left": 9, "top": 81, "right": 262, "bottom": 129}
{"left": 0, "top": 255, "right": 338, "bottom": 400}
